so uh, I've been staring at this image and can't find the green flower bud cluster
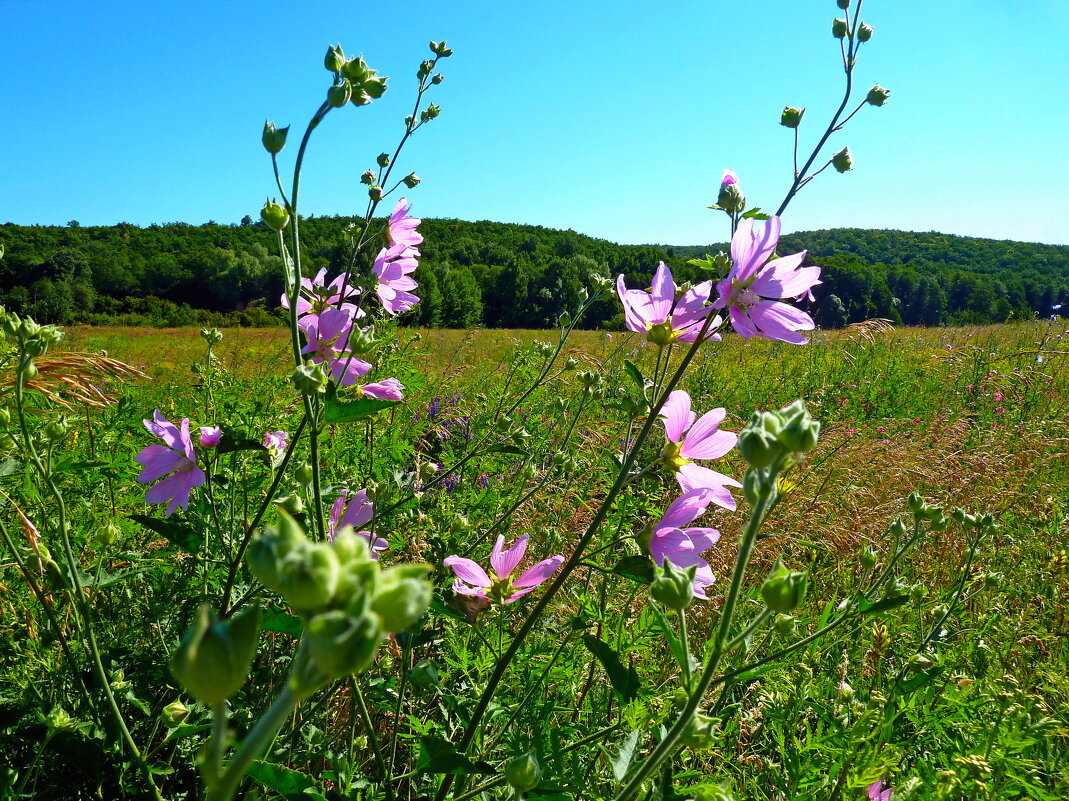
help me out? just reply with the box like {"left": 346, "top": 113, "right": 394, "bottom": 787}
{"left": 199, "top": 327, "right": 224, "bottom": 346}
{"left": 429, "top": 40, "right": 454, "bottom": 58}
{"left": 170, "top": 603, "right": 261, "bottom": 706}
{"left": 737, "top": 400, "right": 821, "bottom": 470}
{"left": 43, "top": 415, "right": 73, "bottom": 444}
{"left": 0, "top": 308, "right": 64, "bottom": 362}
{"left": 248, "top": 511, "right": 432, "bottom": 692}
{"left": 504, "top": 751, "right": 541, "bottom": 793}
{"left": 339, "top": 54, "right": 388, "bottom": 106}
{"left": 761, "top": 559, "right": 808, "bottom": 613}
{"left": 650, "top": 559, "right": 696, "bottom": 611}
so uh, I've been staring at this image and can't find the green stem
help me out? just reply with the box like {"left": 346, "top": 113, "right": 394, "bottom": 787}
{"left": 351, "top": 678, "right": 396, "bottom": 801}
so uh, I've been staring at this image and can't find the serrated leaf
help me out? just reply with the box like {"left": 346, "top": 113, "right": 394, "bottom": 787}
{"left": 741, "top": 208, "right": 770, "bottom": 220}
{"left": 324, "top": 391, "right": 399, "bottom": 424}
{"left": 582, "top": 634, "right": 640, "bottom": 703}
{"left": 612, "top": 555, "right": 654, "bottom": 585}
{"left": 129, "top": 514, "right": 201, "bottom": 555}
{"left": 247, "top": 760, "right": 326, "bottom": 800}
{"left": 415, "top": 735, "right": 493, "bottom": 774}
{"left": 609, "top": 730, "right": 641, "bottom": 782}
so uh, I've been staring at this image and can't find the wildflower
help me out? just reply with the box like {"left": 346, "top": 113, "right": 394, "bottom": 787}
{"left": 867, "top": 777, "right": 892, "bottom": 801}
{"left": 645, "top": 488, "right": 721, "bottom": 598}
{"left": 616, "top": 262, "right": 721, "bottom": 346}
{"left": 301, "top": 307, "right": 372, "bottom": 386}
{"left": 713, "top": 216, "right": 822, "bottom": 345}
{"left": 387, "top": 197, "right": 423, "bottom": 251}
{"left": 359, "top": 378, "right": 404, "bottom": 400}
{"left": 199, "top": 426, "right": 222, "bottom": 448}
{"left": 659, "top": 390, "right": 741, "bottom": 510}
{"left": 444, "top": 534, "right": 564, "bottom": 604}
{"left": 328, "top": 489, "right": 388, "bottom": 556}
{"left": 281, "top": 268, "right": 362, "bottom": 329}
{"left": 135, "top": 410, "right": 206, "bottom": 516}
{"left": 373, "top": 244, "right": 421, "bottom": 314}
{"left": 264, "top": 429, "right": 288, "bottom": 454}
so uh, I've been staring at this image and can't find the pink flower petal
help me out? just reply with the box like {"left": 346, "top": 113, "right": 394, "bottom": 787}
{"left": 660, "top": 390, "right": 692, "bottom": 444}
{"left": 679, "top": 408, "right": 734, "bottom": 461}
{"left": 513, "top": 555, "right": 565, "bottom": 588}
{"left": 444, "top": 556, "right": 491, "bottom": 589}
{"left": 490, "top": 534, "right": 528, "bottom": 580}
{"left": 658, "top": 488, "right": 714, "bottom": 529}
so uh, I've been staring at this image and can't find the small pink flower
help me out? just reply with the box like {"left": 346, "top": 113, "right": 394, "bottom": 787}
{"left": 616, "top": 262, "right": 721, "bottom": 346}
{"left": 328, "top": 489, "right": 388, "bottom": 557}
{"left": 867, "top": 778, "right": 891, "bottom": 801}
{"left": 660, "top": 390, "right": 741, "bottom": 510}
{"left": 136, "top": 411, "right": 206, "bottom": 516}
{"left": 360, "top": 378, "right": 404, "bottom": 400}
{"left": 647, "top": 488, "right": 722, "bottom": 599}
{"left": 300, "top": 307, "right": 372, "bottom": 386}
{"left": 444, "top": 535, "right": 564, "bottom": 604}
{"left": 281, "top": 268, "right": 362, "bottom": 329}
{"left": 714, "top": 216, "right": 821, "bottom": 345}
{"left": 387, "top": 197, "right": 423, "bottom": 251}
{"left": 264, "top": 430, "right": 288, "bottom": 453}
{"left": 199, "top": 426, "right": 222, "bottom": 448}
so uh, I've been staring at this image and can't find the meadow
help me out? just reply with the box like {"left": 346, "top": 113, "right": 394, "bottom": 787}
{"left": 2, "top": 318, "right": 1067, "bottom": 800}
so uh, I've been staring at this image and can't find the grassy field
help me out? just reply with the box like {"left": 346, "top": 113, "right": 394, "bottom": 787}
{"left": 3, "top": 319, "right": 1068, "bottom": 800}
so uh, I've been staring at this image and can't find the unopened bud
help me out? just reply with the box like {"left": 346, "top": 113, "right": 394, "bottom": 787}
{"left": 831, "top": 146, "right": 853, "bottom": 173}
{"left": 368, "top": 185, "right": 383, "bottom": 201}
{"left": 431, "top": 40, "right": 453, "bottom": 57}
{"left": 261, "top": 198, "right": 290, "bottom": 232}
{"left": 324, "top": 44, "right": 345, "bottom": 73}
{"left": 505, "top": 751, "right": 541, "bottom": 793}
{"left": 857, "top": 22, "right": 873, "bottom": 42}
{"left": 306, "top": 610, "right": 383, "bottom": 678}
{"left": 774, "top": 613, "right": 797, "bottom": 636}
{"left": 161, "top": 699, "right": 190, "bottom": 728}
{"left": 431, "top": 73, "right": 444, "bottom": 85}
{"left": 866, "top": 84, "right": 890, "bottom": 106}
{"left": 777, "top": 401, "right": 820, "bottom": 453}
{"left": 170, "top": 604, "right": 260, "bottom": 706}
{"left": 408, "top": 659, "right": 439, "bottom": 692}
{"left": 906, "top": 492, "right": 926, "bottom": 514}
{"left": 716, "top": 182, "right": 746, "bottom": 215}
{"left": 650, "top": 559, "right": 696, "bottom": 610}
{"left": 99, "top": 521, "right": 122, "bottom": 546}
{"left": 679, "top": 713, "right": 721, "bottom": 749}
{"left": 859, "top": 544, "right": 878, "bottom": 571}
{"left": 376, "top": 152, "right": 390, "bottom": 168}
{"left": 371, "top": 564, "right": 433, "bottom": 633}
{"left": 327, "top": 79, "right": 352, "bottom": 108}
{"left": 262, "top": 121, "right": 289, "bottom": 155}
{"left": 837, "top": 0, "right": 850, "bottom": 7}
{"left": 403, "top": 172, "right": 421, "bottom": 188}
{"left": 418, "top": 59, "right": 434, "bottom": 78}
{"left": 738, "top": 426, "right": 783, "bottom": 469}
{"left": 295, "top": 461, "right": 314, "bottom": 485}
{"left": 889, "top": 518, "right": 908, "bottom": 538}
{"left": 780, "top": 106, "right": 805, "bottom": 128}
{"left": 832, "top": 18, "right": 849, "bottom": 38}
{"left": 761, "top": 560, "right": 808, "bottom": 613}
{"left": 292, "top": 363, "right": 329, "bottom": 395}
{"left": 361, "top": 169, "right": 377, "bottom": 185}
{"left": 276, "top": 542, "right": 341, "bottom": 613}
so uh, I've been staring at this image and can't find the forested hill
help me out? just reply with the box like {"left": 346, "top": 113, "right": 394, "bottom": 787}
{"left": 1, "top": 217, "right": 1066, "bottom": 329}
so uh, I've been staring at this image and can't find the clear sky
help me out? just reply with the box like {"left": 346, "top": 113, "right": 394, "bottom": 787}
{"left": 2, "top": 1, "right": 1067, "bottom": 246}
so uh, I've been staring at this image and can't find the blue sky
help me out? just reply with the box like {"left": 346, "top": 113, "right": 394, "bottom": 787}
{"left": 2, "top": 0, "right": 1067, "bottom": 246}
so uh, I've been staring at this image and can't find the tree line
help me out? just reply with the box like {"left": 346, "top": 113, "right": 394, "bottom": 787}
{"left": 0, "top": 217, "right": 1066, "bottom": 329}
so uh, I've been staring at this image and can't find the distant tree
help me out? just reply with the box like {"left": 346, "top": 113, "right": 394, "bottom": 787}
{"left": 240, "top": 215, "right": 254, "bottom": 226}
{"left": 67, "top": 220, "right": 80, "bottom": 228}
{"left": 439, "top": 266, "right": 483, "bottom": 328}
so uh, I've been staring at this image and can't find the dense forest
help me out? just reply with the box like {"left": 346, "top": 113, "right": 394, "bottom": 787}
{"left": 1, "top": 216, "right": 1066, "bottom": 329}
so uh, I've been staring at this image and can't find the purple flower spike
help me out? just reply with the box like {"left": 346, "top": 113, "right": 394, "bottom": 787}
{"left": 714, "top": 216, "right": 822, "bottom": 345}
{"left": 444, "top": 534, "right": 564, "bottom": 605}
{"left": 659, "top": 390, "right": 741, "bottom": 509}
{"left": 616, "top": 262, "right": 721, "bottom": 347}
{"left": 647, "top": 488, "right": 722, "bottom": 599}
{"left": 135, "top": 410, "right": 206, "bottom": 516}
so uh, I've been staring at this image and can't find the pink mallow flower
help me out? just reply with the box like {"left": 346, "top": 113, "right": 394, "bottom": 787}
{"left": 867, "top": 778, "right": 892, "bottom": 801}
{"left": 721, "top": 168, "right": 738, "bottom": 186}
{"left": 281, "top": 267, "right": 362, "bottom": 329}
{"left": 373, "top": 244, "right": 421, "bottom": 315}
{"left": 660, "top": 390, "right": 741, "bottom": 510}
{"left": 360, "top": 378, "right": 404, "bottom": 400}
{"left": 300, "top": 307, "right": 371, "bottom": 386}
{"left": 646, "top": 488, "right": 722, "bottom": 599}
{"left": 444, "top": 534, "right": 564, "bottom": 605}
{"left": 616, "top": 262, "right": 721, "bottom": 346}
{"left": 264, "top": 430, "right": 288, "bottom": 453}
{"left": 199, "top": 426, "right": 222, "bottom": 448}
{"left": 135, "top": 411, "right": 206, "bottom": 516}
{"left": 714, "top": 216, "right": 822, "bottom": 345}
{"left": 387, "top": 197, "right": 423, "bottom": 252}
{"left": 328, "top": 489, "right": 388, "bottom": 557}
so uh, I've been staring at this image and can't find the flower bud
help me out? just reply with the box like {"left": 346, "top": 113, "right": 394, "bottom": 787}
{"left": 200, "top": 327, "right": 223, "bottom": 345}
{"left": 906, "top": 492, "right": 926, "bottom": 514}
{"left": 327, "top": 79, "right": 352, "bottom": 108}
{"left": 738, "top": 427, "right": 783, "bottom": 469}
{"left": 679, "top": 714, "right": 721, "bottom": 749}
{"left": 262, "top": 121, "right": 289, "bottom": 155}
{"left": 929, "top": 515, "right": 948, "bottom": 531}
{"left": 777, "top": 402, "right": 820, "bottom": 453}
{"left": 690, "top": 782, "right": 736, "bottom": 801}
{"left": 431, "top": 40, "right": 453, "bottom": 57}
{"left": 650, "top": 559, "right": 696, "bottom": 610}
{"left": 422, "top": 103, "right": 440, "bottom": 121}
{"left": 274, "top": 491, "right": 304, "bottom": 516}
{"left": 859, "top": 544, "right": 878, "bottom": 571}
{"left": 504, "top": 751, "right": 541, "bottom": 793}
{"left": 276, "top": 541, "right": 341, "bottom": 613}
{"left": 408, "top": 659, "right": 439, "bottom": 692}
{"left": 761, "top": 560, "right": 808, "bottom": 613}
{"left": 170, "top": 604, "right": 260, "bottom": 706}
{"left": 368, "top": 185, "right": 383, "bottom": 201}
{"left": 371, "top": 564, "right": 433, "bottom": 633}
{"left": 361, "top": 169, "right": 377, "bottom": 185}
{"left": 910, "top": 582, "right": 928, "bottom": 604}
{"left": 350, "top": 86, "right": 373, "bottom": 106}
{"left": 261, "top": 198, "right": 290, "bottom": 232}
{"left": 324, "top": 44, "right": 345, "bottom": 73}
{"left": 342, "top": 55, "right": 371, "bottom": 84}
{"left": 780, "top": 106, "right": 805, "bottom": 128}
{"left": 375, "top": 152, "right": 390, "bottom": 168}
{"left": 291, "top": 363, "right": 329, "bottom": 395}
{"left": 774, "top": 613, "right": 797, "bottom": 636}
{"left": 99, "top": 521, "right": 122, "bottom": 546}
{"left": 889, "top": 518, "right": 908, "bottom": 538}
{"left": 418, "top": 59, "right": 435, "bottom": 78}
{"left": 295, "top": 461, "right": 314, "bottom": 485}
{"left": 306, "top": 610, "right": 383, "bottom": 678}
{"left": 716, "top": 182, "right": 746, "bottom": 215}
{"left": 837, "top": 0, "right": 850, "bottom": 7}
{"left": 857, "top": 23, "right": 873, "bottom": 42}
{"left": 866, "top": 84, "right": 890, "bottom": 106}
{"left": 161, "top": 699, "right": 190, "bottom": 728}
{"left": 832, "top": 18, "right": 849, "bottom": 38}
{"left": 403, "top": 172, "right": 421, "bottom": 188}
{"left": 831, "top": 147, "right": 854, "bottom": 173}
{"left": 431, "top": 73, "right": 444, "bottom": 85}
{"left": 249, "top": 509, "right": 309, "bottom": 591}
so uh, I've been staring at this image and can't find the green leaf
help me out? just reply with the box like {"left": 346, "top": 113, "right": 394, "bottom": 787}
{"left": 128, "top": 514, "right": 200, "bottom": 555}
{"left": 895, "top": 666, "right": 944, "bottom": 696}
{"left": 858, "top": 594, "right": 911, "bottom": 615}
{"left": 582, "top": 634, "right": 640, "bottom": 703}
{"left": 324, "top": 391, "right": 400, "bottom": 425}
{"left": 261, "top": 609, "right": 303, "bottom": 636}
{"left": 612, "top": 555, "right": 654, "bottom": 585}
{"left": 741, "top": 207, "right": 771, "bottom": 220}
{"left": 415, "top": 735, "right": 493, "bottom": 774}
{"left": 484, "top": 443, "right": 528, "bottom": 456}
{"left": 608, "top": 730, "right": 641, "bottom": 782}
{"left": 247, "top": 760, "right": 326, "bottom": 801}
{"left": 623, "top": 360, "right": 646, "bottom": 393}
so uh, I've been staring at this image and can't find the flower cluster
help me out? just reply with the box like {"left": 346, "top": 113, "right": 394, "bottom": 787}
{"left": 373, "top": 199, "right": 422, "bottom": 314}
